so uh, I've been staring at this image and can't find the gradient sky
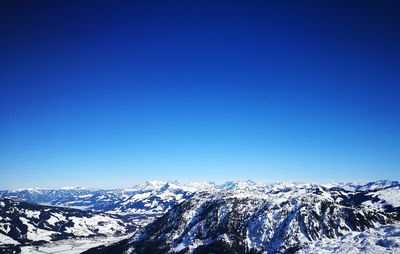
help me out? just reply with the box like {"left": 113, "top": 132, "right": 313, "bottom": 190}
{"left": 1, "top": 1, "right": 399, "bottom": 189}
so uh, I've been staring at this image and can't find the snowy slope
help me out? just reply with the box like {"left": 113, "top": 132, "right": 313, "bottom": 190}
{"left": 2, "top": 180, "right": 400, "bottom": 253}
{"left": 0, "top": 198, "right": 136, "bottom": 253}
{"left": 82, "top": 181, "right": 400, "bottom": 254}
{"left": 298, "top": 224, "right": 400, "bottom": 254}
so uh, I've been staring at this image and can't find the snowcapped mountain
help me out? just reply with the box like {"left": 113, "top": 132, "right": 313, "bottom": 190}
{"left": 0, "top": 187, "right": 116, "bottom": 209}
{"left": 109, "top": 181, "right": 199, "bottom": 226}
{"left": 81, "top": 181, "right": 400, "bottom": 254}
{"left": 0, "top": 198, "right": 136, "bottom": 253}
{"left": 0, "top": 181, "right": 212, "bottom": 226}
{"left": 1, "top": 180, "right": 399, "bottom": 253}
{"left": 1, "top": 180, "right": 399, "bottom": 215}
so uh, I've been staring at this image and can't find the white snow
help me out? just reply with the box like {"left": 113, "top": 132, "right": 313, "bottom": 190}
{"left": 374, "top": 186, "right": 400, "bottom": 207}
{"left": 24, "top": 210, "right": 41, "bottom": 219}
{"left": 0, "top": 223, "right": 11, "bottom": 234}
{"left": 65, "top": 215, "right": 126, "bottom": 236}
{"left": 20, "top": 234, "right": 131, "bottom": 254}
{"left": 298, "top": 224, "right": 400, "bottom": 254}
{"left": 60, "top": 186, "right": 87, "bottom": 190}
{"left": 19, "top": 217, "right": 58, "bottom": 242}
{"left": 0, "top": 233, "right": 19, "bottom": 245}
{"left": 78, "top": 194, "right": 94, "bottom": 198}
{"left": 47, "top": 213, "right": 66, "bottom": 226}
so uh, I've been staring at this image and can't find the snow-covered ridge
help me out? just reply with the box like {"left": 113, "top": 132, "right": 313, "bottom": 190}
{"left": 83, "top": 181, "right": 400, "bottom": 254}
{"left": 0, "top": 198, "right": 136, "bottom": 253}
{"left": 1, "top": 180, "right": 399, "bottom": 254}
{"left": 5, "top": 179, "right": 399, "bottom": 193}
{"left": 1, "top": 180, "right": 399, "bottom": 220}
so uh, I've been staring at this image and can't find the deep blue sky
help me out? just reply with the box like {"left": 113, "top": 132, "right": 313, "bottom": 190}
{"left": 1, "top": 1, "right": 399, "bottom": 188}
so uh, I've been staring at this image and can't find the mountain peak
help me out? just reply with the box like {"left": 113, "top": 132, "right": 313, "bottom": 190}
{"left": 60, "top": 186, "right": 87, "bottom": 190}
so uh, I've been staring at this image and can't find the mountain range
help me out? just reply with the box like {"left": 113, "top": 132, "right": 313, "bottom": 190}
{"left": 1, "top": 180, "right": 399, "bottom": 253}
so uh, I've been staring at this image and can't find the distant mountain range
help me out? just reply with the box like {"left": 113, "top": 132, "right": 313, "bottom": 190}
{"left": 1, "top": 180, "right": 399, "bottom": 253}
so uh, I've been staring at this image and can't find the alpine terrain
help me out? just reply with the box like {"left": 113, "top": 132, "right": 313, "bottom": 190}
{"left": 1, "top": 180, "right": 399, "bottom": 253}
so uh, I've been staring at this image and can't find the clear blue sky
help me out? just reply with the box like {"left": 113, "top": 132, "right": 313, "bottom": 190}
{"left": 1, "top": 1, "right": 399, "bottom": 189}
